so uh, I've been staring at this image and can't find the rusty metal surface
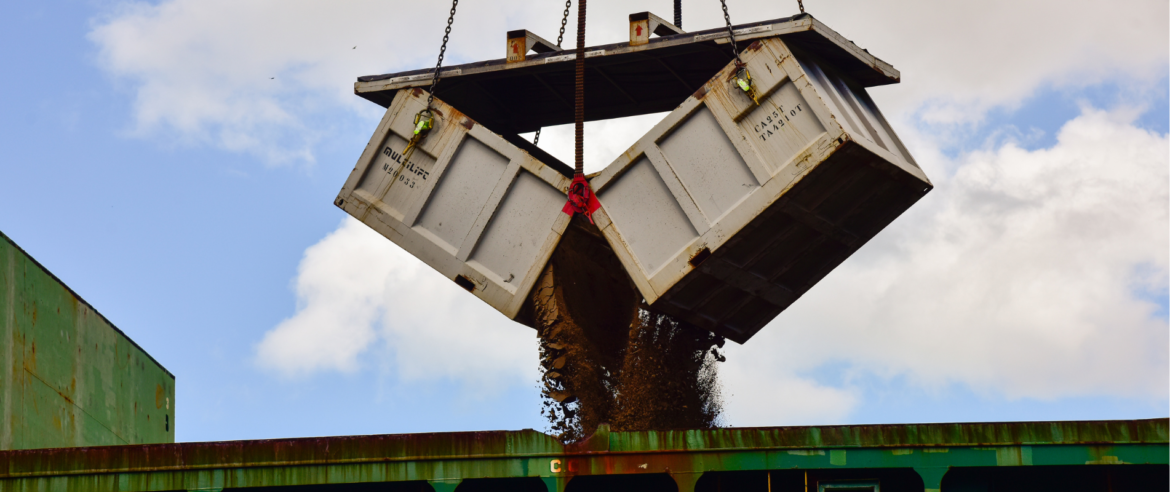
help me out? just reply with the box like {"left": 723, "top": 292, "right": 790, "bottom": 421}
{"left": 0, "top": 419, "right": 1163, "bottom": 491}
{"left": 0, "top": 419, "right": 1163, "bottom": 478}
{"left": 0, "top": 230, "right": 175, "bottom": 451}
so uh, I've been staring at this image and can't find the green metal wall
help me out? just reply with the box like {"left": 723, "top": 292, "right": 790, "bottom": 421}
{"left": 0, "top": 420, "right": 1164, "bottom": 491}
{"left": 0, "top": 231, "right": 174, "bottom": 450}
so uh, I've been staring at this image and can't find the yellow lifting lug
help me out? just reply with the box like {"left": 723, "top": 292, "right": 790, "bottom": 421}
{"left": 734, "top": 67, "right": 759, "bottom": 105}
{"left": 413, "top": 109, "right": 435, "bottom": 135}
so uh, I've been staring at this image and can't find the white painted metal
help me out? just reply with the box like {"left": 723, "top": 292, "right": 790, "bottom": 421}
{"left": 590, "top": 36, "right": 931, "bottom": 342}
{"left": 335, "top": 88, "right": 572, "bottom": 320}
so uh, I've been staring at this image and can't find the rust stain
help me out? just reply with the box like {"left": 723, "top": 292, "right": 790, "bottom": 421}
{"left": 411, "top": 87, "right": 423, "bottom": 96}
{"left": 460, "top": 117, "right": 474, "bottom": 130}
{"left": 0, "top": 419, "right": 1163, "bottom": 480}
{"left": 692, "top": 84, "right": 708, "bottom": 100}
{"left": 155, "top": 384, "right": 165, "bottom": 409}
{"left": 688, "top": 247, "right": 712, "bottom": 268}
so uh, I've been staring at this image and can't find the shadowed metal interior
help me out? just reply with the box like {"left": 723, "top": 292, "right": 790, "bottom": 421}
{"left": 354, "top": 14, "right": 899, "bottom": 137}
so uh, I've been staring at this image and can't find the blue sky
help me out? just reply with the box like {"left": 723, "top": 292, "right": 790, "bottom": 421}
{"left": 0, "top": 0, "right": 1166, "bottom": 443}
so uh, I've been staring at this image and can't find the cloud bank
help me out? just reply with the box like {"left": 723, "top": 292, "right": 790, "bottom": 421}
{"left": 89, "top": 0, "right": 1167, "bottom": 163}
{"left": 257, "top": 105, "right": 1168, "bottom": 424}
{"left": 722, "top": 106, "right": 1168, "bottom": 425}
{"left": 256, "top": 217, "right": 539, "bottom": 391}
{"left": 90, "top": 0, "right": 1168, "bottom": 424}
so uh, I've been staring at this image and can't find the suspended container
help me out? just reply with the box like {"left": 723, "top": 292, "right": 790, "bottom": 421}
{"left": 589, "top": 36, "right": 931, "bottom": 343}
{"left": 346, "top": 13, "right": 931, "bottom": 342}
{"left": 335, "top": 88, "right": 574, "bottom": 320}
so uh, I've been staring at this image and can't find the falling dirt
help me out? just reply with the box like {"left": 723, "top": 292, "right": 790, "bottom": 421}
{"left": 529, "top": 216, "right": 726, "bottom": 443}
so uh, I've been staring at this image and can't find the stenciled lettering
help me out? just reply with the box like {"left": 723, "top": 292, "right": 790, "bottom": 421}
{"left": 753, "top": 104, "right": 802, "bottom": 142}
{"left": 379, "top": 145, "right": 431, "bottom": 182}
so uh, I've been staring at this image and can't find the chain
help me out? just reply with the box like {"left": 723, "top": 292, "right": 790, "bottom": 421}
{"left": 798, "top": 0, "right": 805, "bottom": 13}
{"left": 719, "top": 0, "right": 743, "bottom": 66}
{"left": 426, "top": 0, "right": 459, "bottom": 109}
{"left": 674, "top": 0, "right": 682, "bottom": 28}
{"left": 574, "top": 0, "right": 586, "bottom": 175}
{"left": 557, "top": 0, "right": 572, "bottom": 47}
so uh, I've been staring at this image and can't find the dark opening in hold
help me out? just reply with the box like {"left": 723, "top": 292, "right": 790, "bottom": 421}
{"left": 165, "top": 414, "right": 169, "bottom": 432}
{"left": 335, "top": 198, "right": 345, "bottom": 207}
{"left": 566, "top": 473, "right": 678, "bottom": 492}
{"left": 454, "top": 275, "right": 476, "bottom": 292}
{"left": 456, "top": 477, "right": 547, "bottom": 492}
{"left": 689, "top": 247, "right": 712, "bottom": 267}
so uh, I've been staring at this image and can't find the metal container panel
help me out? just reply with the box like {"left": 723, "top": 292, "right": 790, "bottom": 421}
{"left": 591, "top": 37, "right": 931, "bottom": 343}
{"left": 0, "top": 231, "right": 175, "bottom": 450}
{"left": 336, "top": 89, "right": 572, "bottom": 320}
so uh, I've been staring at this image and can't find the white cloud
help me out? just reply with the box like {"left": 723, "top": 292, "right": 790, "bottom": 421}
{"left": 721, "top": 105, "right": 1168, "bottom": 424}
{"left": 87, "top": 0, "right": 521, "bottom": 163}
{"left": 259, "top": 106, "right": 1167, "bottom": 423}
{"left": 170, "top": 1, "right": 1168, "bottom": 420}
{"left": 806, "top": 0, "right": 1169, "bottom": 123}
{"left": 255, "top": 217, "right": 392, "bottom": 375}
{"left": 256, "top": 217, "right": 539, "bottom": 391}
{"left": 720, "top": 359, "right": 860, "bottom": 426}
{"left": 520, "top": 112, "right": 672, "bottom": 174}
{"left": 89, "top": 0, "right": 1167, "bottom": 162}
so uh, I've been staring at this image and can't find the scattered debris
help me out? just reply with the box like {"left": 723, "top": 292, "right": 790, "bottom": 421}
{"left": 532, "top": 217, "right": 725, "bottom": 442}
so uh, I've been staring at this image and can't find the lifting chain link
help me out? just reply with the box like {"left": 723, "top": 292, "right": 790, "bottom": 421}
{"left": 426, "top": 0, "right": 459, "bottom": 110}
{"left": 798, "top": 0, "right": 805, "bottom": 13}
{"left": 719, "top": 0, "right": 758, "bottom": 105}
{"left": 719, "top": 0, "right": 742, "bottom": 66}
{"left": 557, "top": 0, "right": 572, "bottom": 47}
{"left": 535, "top": 0, "right": 574, "bottom": 146}
{"left": 403, "top": 0, "right": 459, "bottom": 166}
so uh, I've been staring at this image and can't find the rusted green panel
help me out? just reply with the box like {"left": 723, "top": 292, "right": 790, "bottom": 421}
{"left": 0, "top": 230, "right": 174, "bottom": 450}
{"left": 605, "top": 419, "right": 1169, "bottom": 452}
{"left": 0, "top": 419, "right": 1163, "bottom": 492}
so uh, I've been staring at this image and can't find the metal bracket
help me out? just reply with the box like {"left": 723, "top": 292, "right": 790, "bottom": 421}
{"left": 629, "top": 11, "right": 686, "bottom": 46}
{"left": 506, "top": 29, "right": 559, "bottom": 63}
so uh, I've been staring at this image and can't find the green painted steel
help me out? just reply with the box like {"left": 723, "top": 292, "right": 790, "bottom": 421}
{"left": 0, "top": 231, "right": 175, "bottom": 450}
{"left": 0, "top": 419, "right": 1163, "bottom": 491}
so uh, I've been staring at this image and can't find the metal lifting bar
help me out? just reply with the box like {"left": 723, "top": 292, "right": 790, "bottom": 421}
{"left": 574, "top": 0, "right": 586, "bottom": 175}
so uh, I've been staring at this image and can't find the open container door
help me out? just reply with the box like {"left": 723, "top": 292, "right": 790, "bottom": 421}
{"left": 589, "top": 36, "right": 932, "bottom": 343}
{"left": 335, "top": 88, "right": 574, "bottom": 321}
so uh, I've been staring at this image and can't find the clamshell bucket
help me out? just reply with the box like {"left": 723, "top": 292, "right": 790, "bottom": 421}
{"left": 589, "top": 36, "right": 931, "bottom": 343}
{"left": 335, "top": 88, "right": 573, "bottom": 320}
